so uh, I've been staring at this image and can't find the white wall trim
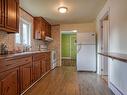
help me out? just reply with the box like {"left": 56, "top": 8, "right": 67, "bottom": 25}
{"left": 62, "top": 57, "right": 72, "bottom": 59}
{"left": 96, "top": 0, "right": 110, "bottom": 75}
{"left": 109, "top": 82, "right": 125, "bottom": 95}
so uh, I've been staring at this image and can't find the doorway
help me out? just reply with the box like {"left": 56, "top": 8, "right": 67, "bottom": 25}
{"left": 61, "top": 32, "right": 77, "bottom": 66}
{"left": 100, "top": 13, "right": 110, "bottom": 83}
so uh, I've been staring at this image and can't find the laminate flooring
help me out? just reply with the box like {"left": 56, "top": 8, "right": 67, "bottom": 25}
{"left": 24, "top": 66, "right": 114, "bottom": 95}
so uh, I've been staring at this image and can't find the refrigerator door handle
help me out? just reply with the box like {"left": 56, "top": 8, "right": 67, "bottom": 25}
{"left": 77, "top": 44, "right": 82, "bottom": 53}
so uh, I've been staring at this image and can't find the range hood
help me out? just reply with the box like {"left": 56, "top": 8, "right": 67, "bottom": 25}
{"left": 45, "top": 36, "right": 53, "bottom": 42}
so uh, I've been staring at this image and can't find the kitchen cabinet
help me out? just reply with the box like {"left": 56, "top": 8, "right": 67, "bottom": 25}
{"left": 48, "top": 24, "right": 51, "bottom": 37}
{"left": 0, "top": 0, "right": 19, "bottom": 33}
{"left": 45, "top": 52, "right": 51, "bottom": 72}
{"left": 41, "top": 60, "right": 46, "bottom": 75}
{"left": 34, "top": 17, "right": 51, "bottom": 40}
{"left": 34, "top": 17, "right": 45, "bottom": 40}
{"left": 0, "top": 52, "right": 51, "bottom": 95}
{"left": 20, "top": 63, "right": 32, "bottom": 92}
{"left": 45, "top": 22, "right": 51, "bottom": 37}
{"left": 33, "top": 61, "right": 41, "bottom": 81}
{"left": 0, "top": 0, "right": 4, "bottom": 27}
{"left": 0, "top": 68, "right": 19, "bottom": 95}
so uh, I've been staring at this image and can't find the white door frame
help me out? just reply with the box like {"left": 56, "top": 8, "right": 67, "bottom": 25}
{"left": 99, "top": 11, "right": 110, "bottom": 76}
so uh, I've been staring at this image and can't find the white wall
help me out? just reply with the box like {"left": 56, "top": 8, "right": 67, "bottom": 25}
{"left": 97, "top": 0, "right": 127, "bottom": 94}
{"left": 60, "top": 23, "right": 96, "bottom": 32}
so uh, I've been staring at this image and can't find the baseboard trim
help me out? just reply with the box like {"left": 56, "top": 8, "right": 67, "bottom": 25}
{"left": 109, "top": 82, "right": 125, "bottom": 95}
{"left": 62, "top": 57, "right": 72, "bottom": 59}
{"left": 21, "top": 69, "right": 53, "bottom": 95}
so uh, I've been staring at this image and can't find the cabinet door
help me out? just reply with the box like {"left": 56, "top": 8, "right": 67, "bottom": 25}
{"left": 48, "top": 24, "right": 51, "bottom": 37}
{"left": 34, "top": 18, "right": 42, "bottom": 39}
{"left": 0, "top": 68, "right": 19, "bottom": 95}
{"left": 45, "top": 23, "right": 51, "bottom": 37}
{"left": 45, "top": 53, "right": 51, "bottom": 72}
{"left": 34, "top": 17, "right": 45, "bottom": 40}
{"left": 20, "top": 63, "right": 32, "bottom": 92}
{"left": 5, "top": 0, "right": 19, "bottom": 32}
{"left": 0, "top": 0, "right": 4, "bottom": 27}
{"left": 33, "top": 61, "right": 41, "bottom": 81}
{"left": 41, "top": 60, "right": 46, "bottom": 75}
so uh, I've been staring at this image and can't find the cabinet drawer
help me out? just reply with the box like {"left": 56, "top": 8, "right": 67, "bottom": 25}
{"left": 0, "top": 56, "right": 32, "bottom": 73}
{"left": 33, "top": 53, "right": 45, "bottom": 61}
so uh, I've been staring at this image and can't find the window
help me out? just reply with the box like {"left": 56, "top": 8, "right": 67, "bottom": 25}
{"left": 15, "top": 18, "right": 31, "bottom": 46}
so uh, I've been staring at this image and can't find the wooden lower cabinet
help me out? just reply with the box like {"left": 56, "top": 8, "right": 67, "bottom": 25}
{"left": 33, "top": 61, "right": 41, "bottom": 82}
{"left": 45, "top": 52, "right": 51, "bottom": 72}
{"left": 20, "top": 63, "right": 32, "bottom": 93}
{"left": 0, "top": 68, "right": 19, "bottom": 95}
{"left": 41, "top": 60, "right": 46, "bottom": 75}
{"left": 0, "top": 52, "right": 51, "bottom": 95}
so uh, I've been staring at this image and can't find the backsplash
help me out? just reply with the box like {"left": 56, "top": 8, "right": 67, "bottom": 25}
{"left": 0, "top": 9, "right": 48, "bottom": 53}
{"left": 0, "top": 31, "right": 47, "bottom": 52}
{"left": 0, "top": 31, "right": 15, "bottom": 51}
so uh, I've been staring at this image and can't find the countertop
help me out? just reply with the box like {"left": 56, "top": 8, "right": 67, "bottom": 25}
{"left": 0, "top": 50, "right": 50, "bottom": 60}
{"left": 98, "top": 52, "right": 127, "bottom": 63}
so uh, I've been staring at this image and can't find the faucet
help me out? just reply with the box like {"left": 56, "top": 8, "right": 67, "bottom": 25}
{"left": 23, "top": 44, "right": 32, "bottom": 52}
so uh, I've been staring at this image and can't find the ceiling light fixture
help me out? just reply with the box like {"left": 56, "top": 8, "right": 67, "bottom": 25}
{"left": 58, "top": 7, "right": 68, "bottom": 13}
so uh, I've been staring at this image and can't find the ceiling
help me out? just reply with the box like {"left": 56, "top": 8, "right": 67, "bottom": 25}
{"left": 20, "top": 0, "right": 106, "bottom": 25}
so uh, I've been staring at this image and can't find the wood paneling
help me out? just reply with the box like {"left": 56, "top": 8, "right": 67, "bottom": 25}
{"left": 20, "top": 63, "right": 32, "bottom": 93}
{"left": 5, "top": 0, "right": 19, "bottom": 32}
{"left": 41, "top": 60, "right": 46, "bottom": 75}
{"left": 34, "top": 17, "right": 45, "bottom": 40}
{"left": 0, "top": 0, "right": 19, "bottom": 33}
{"left": 0, "top": 52, "right": 51, "bottom": 95}
{"left": 34, "top": 17, "right": 51, "bottom": 40}
{"left": 0, "top": 68, "right": 19, "bottom": 95}
{"left": 0, "top": 0, "right": 4, "bottom": 27}
{"left": 33, "top": 61, "right": 41, "bottom": 81}
{"left": 45, "top": 22, "right": 51, "bottom": 37}
{"left": 45, "top": 52, "right": 51, "bottom": 71}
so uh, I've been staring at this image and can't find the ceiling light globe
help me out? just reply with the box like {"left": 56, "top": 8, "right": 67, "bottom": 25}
{"left": 58, "top": 7, "right": 68, "bottom": 13}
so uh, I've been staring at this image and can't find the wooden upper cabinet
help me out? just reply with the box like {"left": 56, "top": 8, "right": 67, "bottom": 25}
{"left": 48, "top": 24, "right": 51, "bottom": 37}
{"left": 5, "top": 0, "right": 19, "bottom": 32}
{"left": 0, "top": 0, "right": 4, "bottom": 27}
{"left": 34, "top": 17, "right": 51, "bottom": 40}
{"left": 0, "top": 0, "right": 19, "bottom": 33}
{"left": 45, "top": 22, "right": 51, "bottom": 37}
{"left": 0, "top": 68, "right": 19, "bottom": 95}
{"left": 34, "top": 17, "right": 45, "bottom": 40}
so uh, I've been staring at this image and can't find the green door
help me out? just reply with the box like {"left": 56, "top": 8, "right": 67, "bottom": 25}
{"left": 70, "top": 35, "right": 77, "bottom": 59}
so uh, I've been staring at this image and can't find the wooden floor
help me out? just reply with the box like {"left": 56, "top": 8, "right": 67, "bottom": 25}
{"left": 24, "top": 66, "right": 114, "bottom": 95}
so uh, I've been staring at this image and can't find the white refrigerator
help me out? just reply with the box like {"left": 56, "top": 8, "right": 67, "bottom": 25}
{"left": 77, "top": 32, "right": 96, "bottom": 72}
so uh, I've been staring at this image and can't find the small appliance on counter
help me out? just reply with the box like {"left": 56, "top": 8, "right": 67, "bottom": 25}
{"left": 39, "top": 45, "right": 48, "bottom": 51}
{"left": 0, "top": 43, "right": 8, "bottom": 55}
